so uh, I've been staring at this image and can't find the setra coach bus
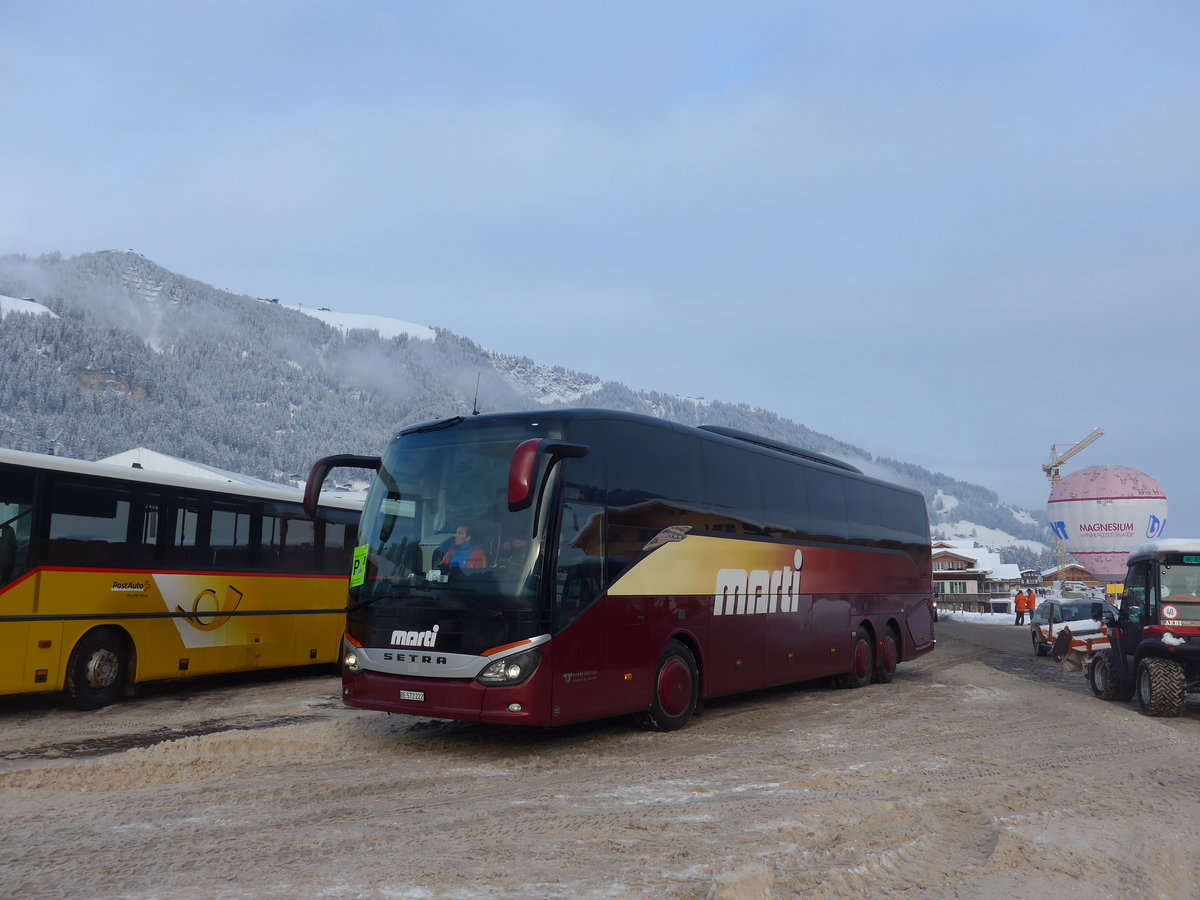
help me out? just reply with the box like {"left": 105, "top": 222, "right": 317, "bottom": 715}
{"left": 305, "top": 409, "right": 935, "bottom": 730}
{"left": 0, "top": 447, "right": 360, "bottom": 709}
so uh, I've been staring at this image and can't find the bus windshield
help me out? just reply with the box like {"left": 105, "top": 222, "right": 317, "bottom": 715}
{"left": 351, "top": 418, "right": 560, "bottom": 653}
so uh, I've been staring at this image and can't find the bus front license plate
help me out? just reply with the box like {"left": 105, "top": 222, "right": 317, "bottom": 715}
{"left": 399, "top": 690, "right": 425, "bottom": 702}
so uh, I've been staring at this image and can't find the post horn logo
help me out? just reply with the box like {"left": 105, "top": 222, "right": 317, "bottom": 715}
{"left": 177, "top": 584, "right": 244, "bottom": 631}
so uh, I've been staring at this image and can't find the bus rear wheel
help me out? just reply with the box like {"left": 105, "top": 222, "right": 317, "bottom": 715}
{"left": 66, "top": 628, "right": 128, "bottom": 710}
{"left": 873, "top": 626, "right": 899, "bottom": 684}
{"left": 837, "top": 626, "right": 874, "bottom": 689}
{"left": 636, "top": 640, "right": 698, "bottom": 732}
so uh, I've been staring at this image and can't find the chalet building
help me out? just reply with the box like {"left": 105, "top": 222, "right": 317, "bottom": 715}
{"left": 1039, "top": 563, "right": 1098, "bottom": 589}
{"left": 932, "top": 540, "right": 1023, "bottom": 613}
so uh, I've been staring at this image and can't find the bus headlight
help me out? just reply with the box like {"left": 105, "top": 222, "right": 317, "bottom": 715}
{"left": 344, "top": 651, "right": 363, "bottom": 674}
{"left": 476, "top": 648, "right": 541, "bottom": 686}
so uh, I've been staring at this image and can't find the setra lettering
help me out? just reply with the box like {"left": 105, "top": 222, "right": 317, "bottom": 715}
{"left": 381, "top": 652, "right": 448, "bottom": 664}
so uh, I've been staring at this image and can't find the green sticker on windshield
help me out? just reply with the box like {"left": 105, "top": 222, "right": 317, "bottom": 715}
{"left": 1184, "top": 556, "right": 1200, "bottom": 564}
{"left": 350, "top": 544, "right": 368, "bottom": 587}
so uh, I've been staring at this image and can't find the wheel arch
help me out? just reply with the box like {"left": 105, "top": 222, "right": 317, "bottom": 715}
{"left": 64, "top": 624, "right": 136, "bottom": 694}
{"left": 665, "top": 629, "right": 704, "bottom": 698}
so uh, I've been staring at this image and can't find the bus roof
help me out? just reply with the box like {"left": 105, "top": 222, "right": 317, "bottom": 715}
{"left": 395, "top": 408, "right": 917, "bottom": 495}
{"left": 1127, "top": 539, "right": 1200, "bottom": 566}
{"left": 0, "top": 446, "right": 361, "bottom": 512}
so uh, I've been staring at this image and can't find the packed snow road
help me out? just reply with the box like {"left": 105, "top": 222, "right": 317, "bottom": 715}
{"left": 2, "top": 621, "right": 1198, "bottom": 900}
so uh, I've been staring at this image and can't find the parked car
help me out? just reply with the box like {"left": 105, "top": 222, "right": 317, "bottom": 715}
{"left": 1030, "top": 598, "right": 1119, "bottom": 657}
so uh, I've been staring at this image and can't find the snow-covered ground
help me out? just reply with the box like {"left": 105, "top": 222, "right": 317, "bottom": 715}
{"left": 4, "top": 627, "right": 1197, "bottom": 898}
{"left": 938, "top": 609, "right": 1021, "bottom": 626}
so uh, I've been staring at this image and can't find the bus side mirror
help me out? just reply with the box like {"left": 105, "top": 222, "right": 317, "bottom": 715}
{"left": 508, "top": 440, "right": 589, "bottom": 512}
{"left": 303, "top": 454, "right": 380, "bottom": 519}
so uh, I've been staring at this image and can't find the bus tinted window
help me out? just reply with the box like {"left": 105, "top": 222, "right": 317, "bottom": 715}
{"left": 163, "top": 495, "right": 207, "bottom": 567}
{"left": 263, "top": 503, "right": 317, "bottom": 572}
{"left": 605, "top": 422, "right": 704, "bottom": 507}
{"left": 702, "top": 441, "right": 764, "bottom": 533}
{"left": 807, "top": 468, "right": 848, "bottom": 541}
{"left": 0, "top": 469, "right": 35, "bottom": 584}
{"left": 844, "top": 478, "right": 879, "bottom": 546}
{"left": 48, "top": 481, "right": 133, "bottom": 564}
{"left": 562, "top": 419, "right": 606, "bottom": 504}
{"left": 759, "top": 455, "right": 810, "bottom": 538}
{"left": 886, "top": 488, "right": 929, "bottom": 549}
{"left": 605, "top": 422, "right": 704, "bottom": 584}
{"left": 321, "top": 510, "right": 358, "bottom": 573}
{"left": 211, "top": 500, "right": 255, "bottom": 569}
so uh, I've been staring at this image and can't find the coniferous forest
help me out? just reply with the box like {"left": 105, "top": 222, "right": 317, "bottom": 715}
{"left": 0, "top": 250, "right": 1053, "bottom": 567}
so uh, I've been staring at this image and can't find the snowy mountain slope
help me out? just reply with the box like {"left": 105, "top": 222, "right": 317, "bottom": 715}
{"left": 0, "top": 250, "right": 1053, "bottom": 565}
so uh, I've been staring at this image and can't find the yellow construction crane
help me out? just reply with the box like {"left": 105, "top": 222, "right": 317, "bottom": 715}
{"left": 1043, "top": 427, "right": 1104, "bottom": 586}
{"left": 1043, "top": 427, "right": 1104, "bottom": 484}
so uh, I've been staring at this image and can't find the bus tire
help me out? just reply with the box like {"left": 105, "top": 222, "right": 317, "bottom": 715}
{"left": 65, "top": 627, "right": 128, "bottom": 710}
{"left": 873, "top": 626, "right": 899, "bottom": 684}
{"left": 1088, "top": 650, "right": 1132, "bottom": 701}
{"left": 636, "top": 640, "right": 699, "bottom": 732}
{"left": 837, "top": 626, "right": 874, "bottom": 689}
{"left": 1136, "top": 657, "right": 1186, "bottom": 718}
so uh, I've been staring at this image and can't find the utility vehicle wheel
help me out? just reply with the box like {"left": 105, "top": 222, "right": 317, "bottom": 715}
{"left": 873, "top": 627, "right": 899, "bottom": 684}
{"left": 636, "top": 640, "right": 699, "bottom": 731}
{"left": 1088, "top": 650, "right": 1132, "bottom": 701}
{"left": 1136, "top": 657, "right": 1186, "bottom": 718}
{"left": 1032, "top": 630, "right": 1049, "bottom": 657}
{"left": 66, "top": 628, "right": 128, "bottom": 710}
{"left": 837, "top": 626, "right": 874, "bottom": 689}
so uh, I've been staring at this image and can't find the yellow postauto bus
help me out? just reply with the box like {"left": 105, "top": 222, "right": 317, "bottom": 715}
{"left": 0, "top": 447, "right": 359, "bottom": 708}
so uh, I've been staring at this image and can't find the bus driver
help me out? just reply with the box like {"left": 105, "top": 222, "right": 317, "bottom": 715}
{"left": 439, "top": 523, "right": 488, "bottom": 570}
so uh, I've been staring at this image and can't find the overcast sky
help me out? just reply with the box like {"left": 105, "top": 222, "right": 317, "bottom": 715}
{"left": 3, "top": 2, "right": 1198, "bottom": 534}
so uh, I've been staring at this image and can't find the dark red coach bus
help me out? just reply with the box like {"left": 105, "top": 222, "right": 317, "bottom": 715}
{"left": 304, "top": 409, "right": 935, "bottom": 730}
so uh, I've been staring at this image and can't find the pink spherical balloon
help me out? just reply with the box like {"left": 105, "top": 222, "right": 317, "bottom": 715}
{"left": 1047, "top": 465, "right": 1168, "bottom": 580}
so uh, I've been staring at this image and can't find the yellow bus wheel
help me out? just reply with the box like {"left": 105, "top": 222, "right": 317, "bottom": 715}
{"left": 65, "top": 628, "right": 128, "bottom": 711}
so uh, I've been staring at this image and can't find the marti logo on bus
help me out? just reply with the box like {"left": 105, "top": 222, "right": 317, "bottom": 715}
{"left": 391, "top": 624, "right": 440, "bottom": 648}
{"left": 715, "top": 549, "right": 805, "bottom": 615}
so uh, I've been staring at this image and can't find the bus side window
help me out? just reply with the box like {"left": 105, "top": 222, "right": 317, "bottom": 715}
{"left": 555, "top": 502, "right": 604, "bottom": 630}
{"left": 703, "top": 441, "right": 764, "bottom": 535}
{"left": 48, "top": 481, "right": 134, "bottom": 565}
{"left": 0, "top": 468, "right": 35, "bottom": 585}
{"left": 759, "top": 456, "right": 810, "bottom": 539}
{"left": 807, "top": 469, "right": 848, "bottom": 541}
{"left": 603, "top": 421, "right": 703, "bottom": 587}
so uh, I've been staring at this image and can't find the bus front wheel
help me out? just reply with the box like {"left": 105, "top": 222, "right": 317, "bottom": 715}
{"left": 636, "top": 640, "right": 699, "bottom": 732}
{"left": 838, "top": 626, "right": 874, "bottom": 689}
{"left": 66, "top": 628, "right": 129, "bottom": 710}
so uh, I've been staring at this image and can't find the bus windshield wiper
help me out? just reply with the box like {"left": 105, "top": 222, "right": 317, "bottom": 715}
{"left": 400, "top": 416, "right": 464, "bottom": 435}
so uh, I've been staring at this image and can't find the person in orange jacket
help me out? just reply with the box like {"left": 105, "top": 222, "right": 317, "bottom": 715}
{"left": 1014, "top": 589, "right": 1031, "bottom": 625}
